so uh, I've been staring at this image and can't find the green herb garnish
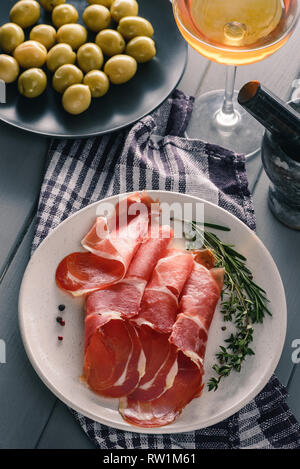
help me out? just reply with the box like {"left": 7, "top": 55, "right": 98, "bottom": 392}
{"left": 183, "top": 220, "right": 271, "bottom": 392}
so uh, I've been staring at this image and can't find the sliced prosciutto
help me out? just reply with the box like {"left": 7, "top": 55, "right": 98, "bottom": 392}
{"left": 169, "top": 262, "right": 224, "bottom": 370}
{"left": 120, "top": 260, "right": 223, "bottom": 428}
{"left": 123, "top": 251, "right": 194, "bottom": 410}
{"left": 120, "top": 352, "right": 203, "bottom": 428}
{"left": 82, "top": 226, "right": 173, "bottom": 398}
{"left": 85, "top": 226, "right": 173, "bottom": 319}
{"left": 83, "top": 313, "right": 145, "bottom": 397}
{"left": 81, "top": 192, "right": 154, "bottom": 262}
{"left": 56, "top": 193, "right": 153, "bottom": 296}
{"left": 128, "top": 326, "right": 178, "bottom": 402}
{"left": 193, "top": 248, "right": 215, "bottom": 270}
{"left": 133, "top": 250, "right": 194, "bottom": 334}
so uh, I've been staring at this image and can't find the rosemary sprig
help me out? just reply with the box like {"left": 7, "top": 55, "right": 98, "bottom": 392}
{"left": 201, "top": 222, "right": 231, "bottom": 232}
{"left": 184, "top": 221, "right": 271, "bottom": 392}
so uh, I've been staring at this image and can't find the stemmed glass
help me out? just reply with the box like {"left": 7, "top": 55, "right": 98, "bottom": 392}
{"left": 172, "top": 0, "right": 300, "bottom": 157}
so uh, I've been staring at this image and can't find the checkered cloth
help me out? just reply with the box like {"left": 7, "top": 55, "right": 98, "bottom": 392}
{"left": 32, "top": 90, "right": 300, "bottom": 449}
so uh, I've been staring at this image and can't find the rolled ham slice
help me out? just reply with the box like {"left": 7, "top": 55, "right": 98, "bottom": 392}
{"left": 56, "top": 193, "right": 153, "bottom": 296}
{"left": 169, "top": 262, "right": 224, "bottom": 370}
{"left": 85, "top": 226, "right": 173, "bottom": 319}
{"left": 120, "top": 260, "right": 223, "bottom": 428}
{"left": 133, "top": 250, "right": 194, "bottom": 334}
{"left": 125, "top": 249, "right": 194, "bottom": 406}
{"left": 83, "top": 313, "right": 145, "bottom": 397}
{"left": 128, "top": 326, "right": 178, "bottom": 402}
{"left": 119, "top": 352, "right": 203, "bottom": 428}
{"left": 81, "top": 192, "right": 154, "bottom": 266}
{"left": 82, "top": 226, "right": 174, "bottom": 398}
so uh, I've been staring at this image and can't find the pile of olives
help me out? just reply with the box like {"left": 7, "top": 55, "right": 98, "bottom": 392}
{"left": 0, "top": 0, "right": 156, "bottom": 115}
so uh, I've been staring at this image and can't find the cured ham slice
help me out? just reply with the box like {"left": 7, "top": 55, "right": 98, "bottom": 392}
{"left": 169, "top": 262, "right": 224, "bottom": 370}
{"left": 119, "top": 352, "right": 203, "bottom": 428}
{"left": 125, "top": 226, "right": 173, "bottom": 288}
{"left": 56, "top": 252, "right": 125, "bottom": 297}
{"left": 56, "top": 193, "right": 153, "bottom": 296}
{"left": 82, "top": 226, "right": 173, "bottom": 397}
{"left": 83, "top": 313, "right": 145, "bottom": 397}
{"left": 193, "top": 248, "right": 215, "bottom": 270}
{"left": 124, "top": 250, "right": 193, "bottom": 404}
{"left": 85, "top": 226, "right": 173, "bottom": 319}
{"left": 82, "top": 192, "right": 155, "bottom": 258}
{"left": 128, "top": 326, "right": 178, "bottom": 402}
{"left": 133, "top": 250, "right": 194, "bottom": 334}
{"left": 122, "top": 251, "right": 194, "bottom": 411}
{"left": 120, "top": 260, "right": 223, "bottom": 428}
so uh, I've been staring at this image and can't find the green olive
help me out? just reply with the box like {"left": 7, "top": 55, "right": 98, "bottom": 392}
{"left": 30, "top": 24, "right": 56, "bottom": 50}
{"left": 52, "top": 64, "right": 83, "bottom": 93}
{"left": 96, "top": 29, "right": 125, "bottom": 57}
{"left": 117, "top": 16, "right": 154, "bottom": 40}
{"left": 111, "top": 0, "right": 138, "bottom": 22}
{"left": 0, "top": 55, "right": 19, "bottom": 83}
{"left": 77, "top": 43, "right": 103, "bottom": 73}
{"left": 104, "top": 54, "right": 137, "bottom": 84}
{"left": 87, "top": 0, "right": 112, "bottom": 6}
{"left": 18, "top": 67, "right": 47, "bottom": 98}
{"left": 84, "top": 70, "right": 109, "bottom": 98}
{"left": 0, "top": 23, "right": 24, "bottom": 54}
{"left": 10, "top": 1, "right": 40, "bottom": 29}
{"left": 46, "top": 43, "right": 76, "bottom": 72}
{"left": 83, "top": 5, "right": 111, "bottom": 33}
{"left": 40, "top": 0, "right": 66, "bottom": 12}
{"left": 62, "top": 84, "right": 91, "bottom": 115}
{"left": 56, "top": 24, "right": 88, "bottom": 50}
{"left": 52, "top": 4, "right": 79, "bottom": 29}
{"left": 14, "top": 40, "right": 47, "bottom": 69}
{"left": 126, "top": 36, "right": 156, "bottom": 63}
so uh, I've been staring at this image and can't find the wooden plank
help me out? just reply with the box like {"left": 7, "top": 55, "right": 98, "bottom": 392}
{"left": 0, "top": 123, "right": 49, "bottom": 277}
{"left": 246, "top": 156, "right": 263, "bottom": 192}
{"left": 37, "top": 401, "right": 94, "bottom": 449}
{"left": 177, "top": 46, "right": 210, "bottom": 96}
{"left": 0, "top": 220, "right": 56, "bottom": 449}
{"left": 252, "top": 171, "right": 300, "bottom": 388}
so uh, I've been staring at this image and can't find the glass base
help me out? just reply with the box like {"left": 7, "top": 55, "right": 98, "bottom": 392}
{"left": 185, "top": 90, "right": 264, "bottom": 158}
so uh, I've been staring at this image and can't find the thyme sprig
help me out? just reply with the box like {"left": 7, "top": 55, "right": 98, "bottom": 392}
{"left": 183, "top": 220, "right": 271, "bottom": 392}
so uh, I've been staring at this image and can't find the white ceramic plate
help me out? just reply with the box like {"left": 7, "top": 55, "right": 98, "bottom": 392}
{"left": 19, "top": 191, "right": 286, "bottom": 434}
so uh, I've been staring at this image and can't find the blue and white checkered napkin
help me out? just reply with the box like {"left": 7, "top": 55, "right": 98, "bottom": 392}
{"left": 32, "top": 90, "right": 300, "bottom": 449}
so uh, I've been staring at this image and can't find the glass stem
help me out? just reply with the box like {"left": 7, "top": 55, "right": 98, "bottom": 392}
{"left": 216, "top": 65, "right": 239, "bottom": 127}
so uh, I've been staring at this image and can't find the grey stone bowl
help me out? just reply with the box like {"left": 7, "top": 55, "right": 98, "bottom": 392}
{"left": 261, "top": 101, "right": 300, "bottom": 230}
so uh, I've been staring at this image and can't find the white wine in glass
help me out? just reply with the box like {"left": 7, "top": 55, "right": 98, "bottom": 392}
{"left": 173, "top": 0, "right": 299, "bottom": 157}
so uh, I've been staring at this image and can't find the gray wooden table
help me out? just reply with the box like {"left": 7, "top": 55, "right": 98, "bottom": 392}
{"left": 0, "top": 25, "right": 300, "bottom": 450}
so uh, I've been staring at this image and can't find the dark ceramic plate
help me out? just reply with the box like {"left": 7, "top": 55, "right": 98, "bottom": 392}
{"left": 0, "top": 0, "right": 187, "bottom": 138}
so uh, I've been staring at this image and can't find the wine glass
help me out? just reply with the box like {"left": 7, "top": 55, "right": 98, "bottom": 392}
{"left": 172, "top": 0, "right": 300, "bottom": 157}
